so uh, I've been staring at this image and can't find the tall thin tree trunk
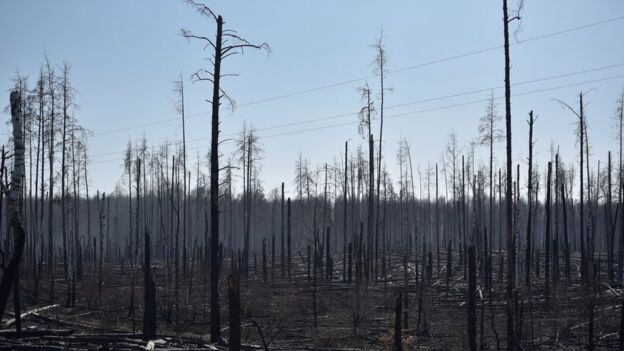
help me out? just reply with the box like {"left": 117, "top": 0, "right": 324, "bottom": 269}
{"left": 47, "top": 63, "right": 56, "bottom": 304}
{"left": 281, "top": 182, "right": 285, "bottom": 279}
{"left": 287, "top": 197, "right": 292, "bottom": 280}
{"left": 580, "top": 93, "right": 586, "bottom": 281}
{"left": 561, "top": 175, "right": 570, "bottom": 282}
{"left": 502, "top": 1, "right": 515, "bottom": 348}
{"left": 209, "top": 16, "right": 224, "bottom": 342}
{"left": 228, "top": 273, "right": 241, "bottom": 351}
{"left": 143, "top": 229, "right": 156, "bottom": 340}
{"left": 545, "top": 162, "right": 552, "bottom": 302}
{"left": 0, "top": 91, "right": 26, "bottom": 321}
{"left": 343, "top": 141, "right": 348, "bottom": 282}
{"left": 468, "top": 244, "right": 477, "bottom": 351}
{"left": 526, "top": 112, "right": 535, "bottom": 285}
{"left": 61, "top": 65, "right": 69, "bottom": 281}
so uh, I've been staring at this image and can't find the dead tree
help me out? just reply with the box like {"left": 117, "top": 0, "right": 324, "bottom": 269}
{"left": 97, "top": 191, "right": 105, "bottom": 308}
{"left": 45, "top": 59, "right": 56, "bottom": 303}
{"left": 468, "top": 244, "right": 477, "bottom": 351}
{"left": 478, "top": 92, "right": 503, "bottom": 269}
{"left": 436, "top": 164, "right": 440, "bottom": 276}
{"left": 616, "top": 90, "right": 624, "bottom": 284}
{"left": 343, "top": 141, "right": 348, "bottom": 282}
{"left": 228, "top": 273, "right": 241, "bottom": 350}
{"left": 502, "top": 0, "right": 522, "bottom": 348}
{"left": 326, "top": 227, "right": 332, "bottom": 280}
{"left": 236, "top": 126, "right": 261, "bottom": 277}
{"left": 0, "top": 90, "right": 27, "bottom": 322}
{"left": 34, "top": 70, "right": 44, "bottom": 281}
{"left": 357, "top": 83, "right": 375, "bottom": 283}
{"left": 620, "top": 297, "right": 624, "bottom": 349}
{"left": 262, "top": 238, "right": 267, "bottom": 282}
{"left": 372, "top": 32, "right": 388, "bottom": 281}
{"left": 174, "top": 76, "right": 188, "bottom": 279}
{"left": 281, "top": 182, "right": 285, "bottom": 279}
{"left": 60, "top": 63, "right": 73, "bottom": 281}
{"left": 561, "top": 172, "right": 571, "bottom": 282}
{"left": 526, "top": 112, "right": 535, "bottom": 285}
{"left": 556, "top": 93, "right": 587, "bottom": 279}
{"left": 287, "top": 197, "right": 292, "bottom": 279}
{"left": 545, "top": 162, "right": 552, "bottom": 301}
{"left": 181, "top": 2, "right": 269, "bottom": 341}
{"left": 143, "top": 229, "right": 156, "bottom": 340}
{"left": 579, "top": 94, "right": 586, "bottom": 280}
{"left": 394, "top": 292, "right": 402, "bottom": 351}
{"left": 553, "top": 153, "right": 560, "bottom": 293}
{"left": 607, "top": 152, "right": 615, "bottom": 282}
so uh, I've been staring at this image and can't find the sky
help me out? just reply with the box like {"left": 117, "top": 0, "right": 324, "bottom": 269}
{"left": 1, "top": 1, "right": 624, "bottom": 195}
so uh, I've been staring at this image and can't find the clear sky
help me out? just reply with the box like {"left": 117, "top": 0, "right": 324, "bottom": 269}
{"left": 1, "top": 1, "right": 624, "bottom": 195}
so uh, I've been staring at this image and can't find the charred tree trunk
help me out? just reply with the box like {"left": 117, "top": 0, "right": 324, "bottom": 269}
{"left": 468, "top": 244, "right": 477, "bottom": 351}
{"left": 262, "top": 238, "right": 267, "bottom": 282}
{"left": 281, "top": 182, "right": 285, "bottom": 279}
{"left": 579, "top": 93, "right": 586, "bottom": 282}
{"left": 368, "top": 133, "right": 374, "bottom": 284}
{"left": 47, "top": 63, "right": 56, "bottom": 304}
{"left": 143, "top": 229, "right": 156, "bottom": 340}
{"left": 343, "top": 141, "right": 348, "bottom": 283}
{"left": 0, "top": 91, "right": 27, "bottom": 322}
{"left": 326, "top": 227, "right": 332, "bottom": 281}
{"left": 209, "top": 16, "right": 224, "bottom": 342}
{"left": 526, "top": 112, "right": 535, "bottom": 286}
{"left": 228, "top": 273, "right": 241, "bottom": 351}
{"left": 394, "top": 292, "right": 402, "bottom": 351}
{"left": 287, "top": 197, "right": 292, "bottom": 280}
{"left": 503, "top": 0, "right": 515, "bottom": 348}
{"left": 61, "top": 65, "right": 70, "bottom": 281}
{"left": 561, "top": 175, "right": 570, "bottom": 282}
{"left": 545, "top": 162, "right": 552, "bottom": 302}
{"left": 620, "top": 297, "right": 624, "bottom": 349}
{"left": 607, "top": 152, "right": 615, "bottom": 283}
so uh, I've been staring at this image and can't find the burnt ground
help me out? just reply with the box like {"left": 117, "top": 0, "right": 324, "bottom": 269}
{"left": 0, "top": 249, "right": 621, "bottom": 350}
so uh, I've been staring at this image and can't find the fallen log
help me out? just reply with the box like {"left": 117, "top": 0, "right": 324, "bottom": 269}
{"left": 0, "top": 328, "right": 73, "bottom": 338}
{"left": 4, "top": 304, "right": 60, "bottom": 327}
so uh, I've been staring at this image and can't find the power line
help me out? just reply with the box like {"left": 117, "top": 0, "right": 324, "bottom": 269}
{"left": 262, "top": 74, "right": 624, "bottom": 139}
{"left": 251, "top": 63, "right": 624, "bottom": 132}
{"left": 91, "top": 109, "right": 213, "bottom": 137}
{"left": 89, "top": 66, "right": 624, "bottom": 158}
{"left": 89, "top": 73, "right": 624, "bottom": 164}
{"left": 89, "top": 62, "right": 624, "bottom": 157}
{"left": 236, "top": 16, "right": 624, "bottom": 107}
{"left": 88, "top": 16, "right": 624, "bottom": 138}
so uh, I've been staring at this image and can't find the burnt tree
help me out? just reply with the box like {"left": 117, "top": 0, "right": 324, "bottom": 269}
{"left": 182, "top": 1, "right": 269, "bottom": 341}
{"left": 0, "top": 91, "right": 27, "bottom": 321}
{"left": 182, "top": 0, "right": 270, "bottom": 342}
{"left": 143, "top": 229, "right": 156, "bottom": 340}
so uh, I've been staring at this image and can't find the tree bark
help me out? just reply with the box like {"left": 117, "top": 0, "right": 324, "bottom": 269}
{"left": 468, "top": 244, "right": 477, "bottom": 351}
{"left": 502, "top": 0, "right": 515, "bottom": 348}
{"left": 526, "top": 112, "right": 534, "bottom": 286}
{"left": 209, "top": 15, "right": 224, "bottom": 342}
{"left": 143, "top": 229, "right": 156, "bottom": 340}
{"left": 0, "top": 91, "right": 27, "bottom": 322}
{"left": 545, "top": 162, "right": 552, "bottom": 301}
{"left": 228, "top": 273, "right": 241, "bottom": 351}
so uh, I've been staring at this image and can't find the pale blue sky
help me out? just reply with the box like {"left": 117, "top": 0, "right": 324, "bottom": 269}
{"left": 1, "top": 1, "right": 624, "bottom": 194}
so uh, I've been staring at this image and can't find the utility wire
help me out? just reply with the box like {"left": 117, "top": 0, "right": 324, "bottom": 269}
{"left": 89, "top": 16, "right": 624, "bottom": 138}
{"left": 89, "top": 67, "right": 624, "bottom": 158}
{"left": 236, "top": 16, "right": 624, "bottom": 107}
{"left": 90, "top": 62, "right": 624, "bottom": 153}
{"left": 89, "top": 73, "right": 624, "bottom": 164}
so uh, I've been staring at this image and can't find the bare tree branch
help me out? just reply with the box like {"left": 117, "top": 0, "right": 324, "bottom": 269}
{"left": 184, "top": 0, "right": 218, "bottom": 22}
